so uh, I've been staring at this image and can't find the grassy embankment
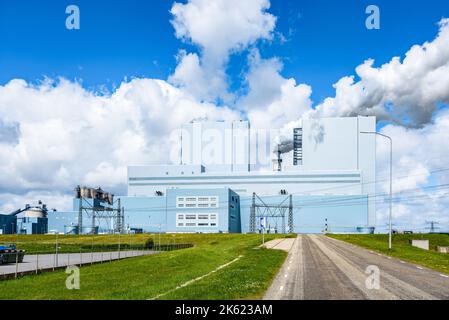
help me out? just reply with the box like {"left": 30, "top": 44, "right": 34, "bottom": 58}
{"left": 328, "top": 233, "right": 449, "bottom": 274}
{"left": 0, "top": 233, "right": 288, "bottom": 300}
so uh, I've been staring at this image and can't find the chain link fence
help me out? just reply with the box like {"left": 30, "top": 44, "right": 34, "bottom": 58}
{"left": 0, "top": 232, "right": 193, "bottom": 281}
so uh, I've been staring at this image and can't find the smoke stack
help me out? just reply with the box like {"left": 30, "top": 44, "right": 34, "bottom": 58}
{"left": 272, "top": 145, "right": 283, "bottom": 172}
{"left": 273, "top": 139, "right": 293, "bottom": 172}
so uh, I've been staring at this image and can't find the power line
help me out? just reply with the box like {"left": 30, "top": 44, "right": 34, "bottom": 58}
{"left": 100, "top": 182, "right": 449, "bottom": 212}
{"left": 288, "top": 166, "right": 449, "bottom": 196}
{"left": 426, "top": 221, "right": 440, "bottom": 233}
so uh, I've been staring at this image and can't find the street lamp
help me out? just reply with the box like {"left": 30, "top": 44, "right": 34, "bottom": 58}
{"left": 361, "top": 131, "right": 393, "bottom": 250}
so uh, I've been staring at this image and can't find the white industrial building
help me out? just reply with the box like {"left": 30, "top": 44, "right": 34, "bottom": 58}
{"left": 118, "top": 116, "right": 376, "bottom": 234}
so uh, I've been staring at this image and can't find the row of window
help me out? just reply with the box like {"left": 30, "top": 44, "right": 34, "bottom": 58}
{"left": 176, "top": 213, "right": 218, "bottom": 228}
{"left": 177, "top": 222, "right": 217, "bottom": 227}
{"left": 293, "top": 128, "right": 303, "bottom": 166}
{"left": 176, "top": 196, "right": 219, "bottom": 208}
{"left": 178, "top": 196, "right": 217, "bottom": 201}
{"left": 177, "top": 214, "right": 217, "bottom": 220}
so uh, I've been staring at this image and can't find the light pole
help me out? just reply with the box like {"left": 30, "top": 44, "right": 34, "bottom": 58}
{"left": 361, "top": 131, "right": 393, "bottom": 250}
{"left": 158, "top": 224, "right": 161, "bottom": 250}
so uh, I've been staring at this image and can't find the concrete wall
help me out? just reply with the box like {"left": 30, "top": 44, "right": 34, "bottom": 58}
{"left": 48, "top": 190, "right": 368, "bottom": 235}
{"left": 120, "top": 196, "right": 167, "bottom": 233}
{"left": 0, "top": 215, "right": 17, "bottom": 234}
{"left": 48, "top": 211, "right": 78, "bottom": 234}
{"left": 127, "top": 117, "right": 376, "bottom": 229}
{"left": 128, "top": 170, "right": 363, "bottom": 198}
{"left": 181, "top": 121, "right": 251, "bottom": 173}
{"left": 228, "top": 189, "right": 241, "bottom": 233}
{"left": 296, "top": 116, "right": 376, "bottom": 226}
{"left": 166, "top": 188, "right": 232, "bottom": 233}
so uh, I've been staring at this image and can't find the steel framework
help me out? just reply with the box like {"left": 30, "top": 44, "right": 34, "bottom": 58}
{"left": 250, "top": 193, "right": 294, "bottom": 234}
{"left": 76, "top": 192, "right": 124, "bottom": 235}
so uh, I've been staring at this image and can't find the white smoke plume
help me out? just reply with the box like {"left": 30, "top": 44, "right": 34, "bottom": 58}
{"left": 312, "top": 18, "right": 449, "bottom": 128}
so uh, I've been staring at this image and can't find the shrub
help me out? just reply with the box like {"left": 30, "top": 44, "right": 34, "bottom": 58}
{"left": 145, "top": 238, "right": 154, "bottom": 249}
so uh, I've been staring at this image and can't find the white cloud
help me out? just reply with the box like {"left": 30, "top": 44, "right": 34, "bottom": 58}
{"left": 169, "top": 0, "right": 276, "bottom": 101}
{"left": 171, "top": 0, "right": 275, "bottom": 60}
{"left": 374, "top": 108, "right": 449, "bottom": 229}
{"left": 240, "top": 50, "right": 313, "bottom": 129}
{"left": 169, "top": 51, "right": 229, "bottom": 103}
{"left": 0, "top": 191, "right": 74, "bottom": 213}
{"left": 0, "top": 77, "right": 239, "bottom": 210}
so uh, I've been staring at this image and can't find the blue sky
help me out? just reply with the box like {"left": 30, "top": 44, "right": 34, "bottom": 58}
{"left": 1, "top": 0, "right": 448, "bottom": 103}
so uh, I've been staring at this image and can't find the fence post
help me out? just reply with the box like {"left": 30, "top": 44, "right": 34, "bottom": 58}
{"left": 91, "top": 235, "right": 94, "bottom": 265}
{"left": 14, "top": 237, "right": 20, "bottom": 279}
{"left": 35, "top": 253, "right": 39, "bottom": 274}
{"left": 15, "top": 249, "right": 19, "bottom": 279}
{"left": 55, "top": 233, "right": 59, "bottom": 269}
{"left": 118, "top": 233, "right": 121, "bottom": 260}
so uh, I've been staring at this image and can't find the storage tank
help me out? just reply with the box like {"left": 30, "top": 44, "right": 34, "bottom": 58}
{"left": 23, "top": 207, "right": 47, "bottom": 218}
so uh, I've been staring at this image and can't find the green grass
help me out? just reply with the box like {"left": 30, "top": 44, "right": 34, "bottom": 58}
{"left": 0, "top": 233, "right": 287, "bottom": 300}
{"left": 328, "top": 233, "right": 449, "bottom": 275}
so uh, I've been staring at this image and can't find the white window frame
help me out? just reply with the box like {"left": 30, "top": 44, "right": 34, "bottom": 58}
{"left": 176, "top": 213, "right": 219, "bottom": 228}
{"left": 176, "top": 196, "right": 219, "bottom": 209}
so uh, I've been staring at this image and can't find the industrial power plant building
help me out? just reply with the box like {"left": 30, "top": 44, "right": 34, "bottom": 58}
{"left": 48, "top": 116, "right": 376, "bottom": 235}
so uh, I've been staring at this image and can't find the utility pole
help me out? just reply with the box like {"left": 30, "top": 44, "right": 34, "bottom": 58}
{"left": 288, "top": 194, "right": 293, "bottom": 234}
{"left": 78, "top": 197, "right": 83, "bottom": 235}
{"left": 262, "top": 225, "right": 265, "bottom": 245}
{"left": 159, "top": 224, "right": 161, "bottom": 250}
{"left": 426, "top": 221, "right": 440, "bottom": 234}
{"left": 250, "top": 193, "right": 256, "bottom": 233}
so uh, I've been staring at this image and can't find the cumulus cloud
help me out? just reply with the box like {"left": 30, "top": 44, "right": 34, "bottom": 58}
{"left": 169, "top": 0, "right": 276, "bottom": 101}
{"left": 313, "top": 18, "right": 449, "bottom": 128}
{"left": 0, "top": 77, "right": 238, "bottom": 210}
{"left": 0, "top": 191, "right": 73, "bottom": 213}
{"left": 240, "top": 50, "right": 313, "bottom": 129}
{"left": 373, "top": 108, "right": 449, "bottom": 230}
{"left": 169, "top": 51, "right": 230, "bottom": 103}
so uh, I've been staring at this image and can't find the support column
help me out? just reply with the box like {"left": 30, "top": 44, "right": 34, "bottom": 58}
{"left": 250, "top": 193, "right": 256, "bottom": 233}
{"left": 288, "top": 195, "right": 294, "bottom": 234}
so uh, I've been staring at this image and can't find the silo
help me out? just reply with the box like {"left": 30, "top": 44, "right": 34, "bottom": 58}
{"left": 23, "top": 207, "right": 46, "bottom": 218}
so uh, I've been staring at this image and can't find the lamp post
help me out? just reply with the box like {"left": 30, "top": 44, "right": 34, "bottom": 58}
{"left": 361, "top": 131, "right": 393, "bottom": 250}
{"left": 158, "top": 224, "right": 161, "bottom": 250}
